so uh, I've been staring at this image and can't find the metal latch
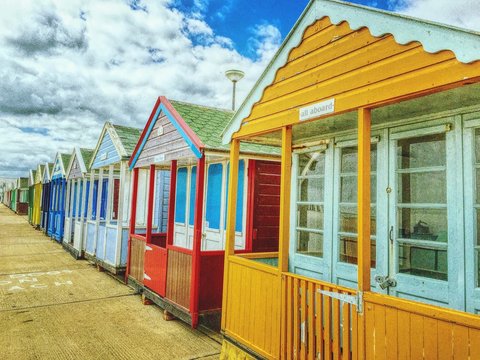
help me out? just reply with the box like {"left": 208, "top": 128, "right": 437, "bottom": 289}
{"left": 318, "top": 289, "right": 363, "bottom": 314}
{"left": 145, "top": 245, "right": 152, "bottom": 251}
{"left": 144, "top": 273, "right": 151, "bottom": 281}
{"left": 375, "top": 275, "right": 397, "bottom": 290}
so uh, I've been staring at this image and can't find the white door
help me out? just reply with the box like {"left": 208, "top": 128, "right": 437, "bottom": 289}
{"left": 386, "top": 121, "right": 464, "bottom": 310}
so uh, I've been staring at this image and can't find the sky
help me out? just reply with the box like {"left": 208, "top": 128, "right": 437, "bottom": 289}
{"left": 0, "top": 0, "right": 479, "bottom": 178}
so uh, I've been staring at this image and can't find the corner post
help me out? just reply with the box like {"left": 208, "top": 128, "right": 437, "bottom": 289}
{"left": 357, "top": 108, "right": 371, "bottom": 360}
{"left": 125, "top": 167, "right": 139, "bottom": 282}
{"left": 221, "top": 139, "right": 240, "bottom": 331}
{"left": 279, "top": 126, "right": 292, "bottom": 358}
{"left": 166, "top": 160, "right": 177, "bottom": 246}
{"left": 190, "top": 155, "right": 206, "bottom": 328}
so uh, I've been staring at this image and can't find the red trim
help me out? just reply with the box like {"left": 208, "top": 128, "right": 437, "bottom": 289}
{"left": 166, "top": 160, "right": 177, "bottom": 246}
{"left": 190, "top": 156, "right": 205, "bottom": 328}
{"left": 125, "top": 167, "right": 139, "bottom": 283}
{"left": 160, "top": 97, "right": 205, "bottom": 151}
{"left": 245, "top": 159, "right": 255, "bottom": 252}
{"left": 200, "top": 250, "right": 225, "bottom": 256}
{"left": 146, "top": 164, "right": 156, "bottom": 244}
{"left": 128, "top": 98, "right": 161, "bottom": 168}
{"left": 128, "top": 97, "right": 205, "bottom": 168}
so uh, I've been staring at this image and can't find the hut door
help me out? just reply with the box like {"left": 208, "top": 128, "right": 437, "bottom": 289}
{"left": 173, "top": 167, "right": 188, "bottom": 248}
{"left": 386, "top": 125, "right": 462, "bottom": 309}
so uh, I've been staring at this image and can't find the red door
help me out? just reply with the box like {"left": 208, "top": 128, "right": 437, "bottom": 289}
{"left": 144, "top": 244, "right": 168, "bottom": 297}
{"left": 251, "top": 160, "right": 281, "bottom": 252}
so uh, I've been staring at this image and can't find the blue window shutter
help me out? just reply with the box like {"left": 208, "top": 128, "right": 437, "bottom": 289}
{"left": 175, "top": 168, "right": 187, "bottom": 223}
{"left": 206, "top": 163, "right": 224, "bottom": 230}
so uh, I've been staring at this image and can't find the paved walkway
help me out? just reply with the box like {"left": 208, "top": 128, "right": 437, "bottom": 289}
{"left": 0, "top": 205, "right": 220, "bottom": 360}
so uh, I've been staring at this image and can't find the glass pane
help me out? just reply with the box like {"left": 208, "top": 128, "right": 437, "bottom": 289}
{"left": 397, "top": 208, "right": 448, "bottom": 242}
{"left": 397, "top": 133, "right": 446, "bottom": 169}
{"left": 476, "top": 168, "right": 480, "bottom": 203}
{"left": 297, "top": 204, "right": 324, "bottom": 230}
{"left": 299, "top": 177, "right": 324, "bottom": 202}
{"left": 339, "top": 205, "right": 376, "bottom": 235}
{"left": 398, "top": 243, "right": 447, "bottom": 280}
{"left": 297, "top": 230, "right": 323, "bottom": 257}
{"left": 340, "top": 145, "right": 377, "bottom": 173}
{"left": 397, "top": 171, "right": 446, "bottom": 204}
{"left": 298, "top": 151, "right": 325, "bottom": 176}
{"left": 477, "top": 210, "right": 480, "bottom": 247}
{"left": 339, "top": 236, "right": 376, "bottom": 266}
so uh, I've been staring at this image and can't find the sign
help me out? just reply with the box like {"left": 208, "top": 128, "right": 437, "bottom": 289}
{"left": 299, "top": 98, "right": 335, "bottom": 121}
{"left": 100, "top": 152, "right": 108, "bottom": 161}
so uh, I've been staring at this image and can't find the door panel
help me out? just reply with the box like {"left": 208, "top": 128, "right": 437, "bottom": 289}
{"left": 144, "top": 244, "right": 168, "bottom": 297}
{"left": 204, "top": 163, "right": 224, "bottom": 250}
{"left": 174, "top": 167, "right": 188, "bottom": 248}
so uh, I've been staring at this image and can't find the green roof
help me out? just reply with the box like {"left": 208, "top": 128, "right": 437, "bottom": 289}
{"left": 48, "top": 163, "right": 54, "bottom": 175}
{"left": 79, "top": 148, "right": 94, "bottom": 170}
{"left": 19, "top": 178, "right": 28, "bottom": 188}
{"left": 170, "top": 100, "right": 234, "bottom": 150}
{"left": 112, "top": 124, "right": 142, "bottom": 157}
{"left": 60, "top": 153, "right": 72, "bottom": 172}
{"left": 31, "top": 170, "right": 37, "bottom": 179}
{"left": 170, "top": 100, "right": 279, "bottom": 155}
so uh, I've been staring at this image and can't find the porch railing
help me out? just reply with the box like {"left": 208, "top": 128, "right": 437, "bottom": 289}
{"left": 282, "top": 273, "right": 358, "bottom": 360}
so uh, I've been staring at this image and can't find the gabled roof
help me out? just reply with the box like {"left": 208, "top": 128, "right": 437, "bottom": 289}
{"left": 90, "top": 122, "right": 142, "bottom": 168}
{"left": 18, "top": 177, "right": 29, "bottom": 189}
{"left": 222, "top": 0, "right": 480, "bottom": 143}
{"left": 35, "top": 164, "right": 45, "bottom": 183}
{"left": 129, "top": 97, "right": 233, "bottom": 168}
{"left": 43, "top": 162, "right": 54, "bottom": 182}
{"left": 51, "top": 152, "right": 71, "bottom": 178}
{"left": 29, "top": 169, "right": 36, "bottom": 184}
{"left": 66, "top": 147, "right": 94, "bottom": 176}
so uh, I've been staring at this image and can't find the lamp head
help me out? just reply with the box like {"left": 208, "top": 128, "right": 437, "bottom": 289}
{"left": 225, "top": 69, "right": 244, "bottom": 82}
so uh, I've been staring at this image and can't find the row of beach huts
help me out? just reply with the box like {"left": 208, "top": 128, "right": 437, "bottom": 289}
{"left": 3, "top": 1, "right": 480, "bottom": 358}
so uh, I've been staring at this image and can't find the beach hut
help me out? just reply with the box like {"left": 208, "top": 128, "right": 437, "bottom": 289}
{"left": 63, "top": 147, "right": 94, "bottom": 259}
{"left": 84, "top": 122, "right": 142, "bottom": 275}
{"left": 48, "top": 153, "right": 71, "bottom": 241}
{"left": 41, "top": 162, "right": 54, "bottom": 233}
{"left": 220, "top": 1, "right": 480, "bottom": 358}
{"left": 32, "top": 164, "right": 44, "bottom": 229}
{"left": 14, "top": 177, "right": 29, "bottom": 215}
{"left": 127, "top": 97, "right": 281, "bottom": 329}
{"left": 28, "top": 170, "right": 36, "bottom": 223}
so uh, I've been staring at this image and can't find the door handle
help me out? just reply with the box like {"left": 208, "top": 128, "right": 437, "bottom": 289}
{"left": 389, "top": 226, "right": 394, "bottom": 244}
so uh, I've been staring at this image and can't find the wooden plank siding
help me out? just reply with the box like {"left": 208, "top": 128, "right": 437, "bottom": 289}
{"left": 364, "top": 292, "right": 480, "bottom": 359}
{"left": 129, "top": 236, "right": 146, "bottom": 283}
{"left": 223, "top": 256, "right": 281, "bottom": 359}
{"left": 234, "top": 17, "right": 480, "bottom": 139}
{"left": 166, "top": 249, "right": 192, "bottom": 310}
{"left": 68, "top": 154, "right": 83, "bottom": 179}
{"left": 135, "top": 111, "right": 193, "bottom": 168}
{"left": 91, "top": 132, "right": 121, "bottom": 169}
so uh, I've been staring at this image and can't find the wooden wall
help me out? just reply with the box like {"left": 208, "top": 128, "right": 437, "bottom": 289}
{"left": 68, "top": 154, "right": 83, "bottom": 179}
{"left": 135, "top": 111, "right": 193, "bottom": 168}
{"left": 129, "top": 236, "right": 145, "bottom": 283}
{"left": 92, "top": 132, "right": 120, "bottom": 169}
{"left": 166, "top": 249, "right": 192, "bottom": 310}
{"left": 236, "top": 17, "right": 480, "bottom": 138}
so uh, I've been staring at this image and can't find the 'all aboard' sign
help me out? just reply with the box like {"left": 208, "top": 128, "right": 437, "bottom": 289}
{"left": 299, "top": 98, "right": 335, "bottom": 121}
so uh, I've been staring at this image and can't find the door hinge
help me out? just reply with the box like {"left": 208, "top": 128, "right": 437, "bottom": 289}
{"left": 318, "top": 289, "right": 363, "bottom": 314}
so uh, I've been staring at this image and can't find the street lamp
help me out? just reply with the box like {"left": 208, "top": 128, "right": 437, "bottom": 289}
{"left": 225, "top": 69, "right": 244, "bottom": 111}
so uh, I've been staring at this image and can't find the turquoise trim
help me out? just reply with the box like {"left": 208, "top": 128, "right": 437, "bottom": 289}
{"left": 130, "top": 103, "right": 202, "bottom": 169}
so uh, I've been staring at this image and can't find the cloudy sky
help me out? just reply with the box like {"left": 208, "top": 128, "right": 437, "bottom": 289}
{"left": 0, "top": 0, "right": 479, "bottom": 179}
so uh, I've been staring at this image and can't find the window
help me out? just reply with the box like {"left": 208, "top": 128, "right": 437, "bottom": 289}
{"left": 338, "top": 145, "right": 377, "bottom": 266}
{"left": 100, "top": 179, "right": 108, "bottom": 220}
{"left": 296, "top": 150, "right": 325, "bottom": 257}
{"left": 224, "top": 160, "right": 245, "bottom": 232}
{"left": 91, "top": 180, "right": 99, "bottom": 220}
{"left": 396, "top": 133, "right": 447, "bottom": 280}
{"left": 112, "top": 179, "right": 120, "bottom": 220}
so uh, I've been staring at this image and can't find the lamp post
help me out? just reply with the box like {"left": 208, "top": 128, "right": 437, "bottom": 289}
{"left": 225, "top": 69, "right": 244, "bottom": 111}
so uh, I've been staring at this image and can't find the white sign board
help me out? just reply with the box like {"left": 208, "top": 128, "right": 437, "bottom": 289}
{"left": 299, "top": 98, "right": 335, "bottom": 121}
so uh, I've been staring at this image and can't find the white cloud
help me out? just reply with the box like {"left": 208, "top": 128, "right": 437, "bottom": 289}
{"left": 0, "top": 0, "right": 281, "bottom": 178}
{"left": 396, "top": 0, "right": 480, "bottom": 31}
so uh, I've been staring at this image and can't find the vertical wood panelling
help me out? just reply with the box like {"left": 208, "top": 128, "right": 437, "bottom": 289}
{"left": 129, "top": 236, "right": 145, "bottom": 283}
{"left": 166, "top": 249, "right": 192, "bottom": 310}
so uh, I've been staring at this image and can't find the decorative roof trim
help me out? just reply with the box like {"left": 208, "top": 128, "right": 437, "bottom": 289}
{"left": 129, "top": 96, "right": 204, "bottom": 169}
{"left": 222, "top": 0, "right": 480, "bottom": 144}
{"left": 66, "top": 147, "right": 88, "bottom": 179}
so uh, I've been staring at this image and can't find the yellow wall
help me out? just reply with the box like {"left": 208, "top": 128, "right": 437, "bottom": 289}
{"left": 33, "top": 183, "right": 42, "bottom": 226}
{"left": 235, "top": 17, "right": 480, "bottom": 138}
